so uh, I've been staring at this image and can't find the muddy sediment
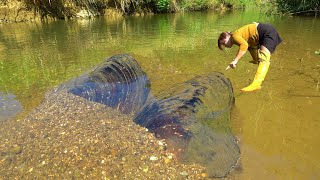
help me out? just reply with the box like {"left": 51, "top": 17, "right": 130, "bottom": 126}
{"left": 0, "top": 89, "right": 212, "bottom": 179}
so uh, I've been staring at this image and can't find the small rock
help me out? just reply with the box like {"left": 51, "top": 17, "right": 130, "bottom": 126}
{"left": 201, "top": 173, "right": 208, "bottom": 178}
{"left": 164, "top": 157, "right": 171, "bottom": 164}
{"left": 28, "top": 167, "right": 33, "bottom": 172}
{"left": 149, "top": 156, "right": 158, "bottom": 161}
{"left": 10, "top": 145, "right": 22, "bottom": 154}
{"left": 180, "top": 171, "right": 188, "bottom": 176}
{"left": 142, "top": 166, "right": 148, "bottom": 172}
{"left": 158, "top": 141, "right": 164, "bottom": 146}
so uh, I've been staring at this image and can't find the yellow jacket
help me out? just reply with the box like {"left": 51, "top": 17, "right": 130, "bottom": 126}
{"left": 232, "top": 23, "right": 259, "bottom": 51}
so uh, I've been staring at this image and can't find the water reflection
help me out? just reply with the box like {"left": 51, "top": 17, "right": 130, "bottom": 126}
{"left": 67, "top": 53, "right": 240, "bottom": 177}
{"left": 0, "top": 92, "right": 23, "bottom": 121}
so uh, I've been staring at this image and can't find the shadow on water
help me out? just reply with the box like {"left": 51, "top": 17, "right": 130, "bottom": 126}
{"left": 66, "top": 53, "right": 240, "bottom": 177}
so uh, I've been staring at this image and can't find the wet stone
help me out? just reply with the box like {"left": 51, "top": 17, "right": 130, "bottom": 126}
{"left": 10, "top": 144, "right": 22, "bottom": 155}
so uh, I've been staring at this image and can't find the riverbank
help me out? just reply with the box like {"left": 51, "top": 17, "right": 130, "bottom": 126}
{"left": 1, "top": 0, "right": 318, "bottom": 24}
{"left": 0, "top": 0, "right": 123, "bottom": 23}
{"left": 0, "top": 0, "right": 240, "bottom": 23}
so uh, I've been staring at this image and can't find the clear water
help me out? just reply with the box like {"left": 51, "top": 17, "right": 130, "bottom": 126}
{"left": 0, "top": 9, "right": 320, "bottom": 179}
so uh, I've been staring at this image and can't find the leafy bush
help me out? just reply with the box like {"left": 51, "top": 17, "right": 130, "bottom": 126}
{"left": 156, "top": 0, "right": 170, "bottom": 12}
{"left": 181, "top": 0, "right": 214, "bottom": 11}
{"left": 276, "top": 0, "right": 320, "bottom": 15}
{"left": 20, "top": 0, "right": 262, "bottom": 18}
{"left": 218, "top": 0, "right": 246, "bottom": 9}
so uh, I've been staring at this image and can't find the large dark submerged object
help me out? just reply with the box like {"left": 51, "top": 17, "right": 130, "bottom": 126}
{"left": 68, "top": 54, "right": 150, "bottom": 114}
{"left": 68, "top": 53, "right": 240, "bottom": 177}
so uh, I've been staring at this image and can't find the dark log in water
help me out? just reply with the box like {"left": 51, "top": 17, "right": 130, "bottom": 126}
{"left": 68, "top": 54, "right": 151, "bottom": 114}
{"left": 68, "top": 53, "right": 240, "bottom": 177}
{"left": 134, "top": 73, "right": 239, "bottom": 177}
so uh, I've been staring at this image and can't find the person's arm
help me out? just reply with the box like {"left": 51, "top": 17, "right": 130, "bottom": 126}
{"left": 233, "top": 49, "right": 246, "bottom": 62}
{"left": 226, "top": 35, "right": 248, "bottom": 70}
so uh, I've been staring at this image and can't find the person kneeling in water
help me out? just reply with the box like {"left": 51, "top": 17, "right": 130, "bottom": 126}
{"left": 218, "top": 22, "right": 282, "bottom": 92}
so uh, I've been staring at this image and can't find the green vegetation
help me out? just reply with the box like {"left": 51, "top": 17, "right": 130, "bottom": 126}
{"left": 1, "top": 0, "right": 319, "bottom": 20}
{"left": 21, "top": 0, "right": 253, "bottom": 18}
{"left": 276, "top": 0, "right": 320, "bottom": 16}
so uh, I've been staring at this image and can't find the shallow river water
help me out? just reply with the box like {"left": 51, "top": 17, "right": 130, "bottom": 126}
{"left": 0, "top": 9, "right": 320, "bottom": 179}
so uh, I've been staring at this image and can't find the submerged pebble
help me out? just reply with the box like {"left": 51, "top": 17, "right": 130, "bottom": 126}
{"left": 10, "top": 144, "right": 22, "bottom": 155}
{"left": 149, "top": 156, "right": 158, "bottom": 161}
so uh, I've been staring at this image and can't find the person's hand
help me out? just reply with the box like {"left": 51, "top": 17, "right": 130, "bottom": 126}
{"left": 226, "top": 59, "right": 238, "bottom": 70}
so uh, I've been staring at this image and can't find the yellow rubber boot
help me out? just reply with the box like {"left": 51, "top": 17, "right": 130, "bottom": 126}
{"left": 241, "top": 51, "right": 271, "bottom": 92}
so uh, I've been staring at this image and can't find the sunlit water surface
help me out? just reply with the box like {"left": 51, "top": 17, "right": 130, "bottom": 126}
{"left": 1, "top": 9, "right": 320, "bottom": 179}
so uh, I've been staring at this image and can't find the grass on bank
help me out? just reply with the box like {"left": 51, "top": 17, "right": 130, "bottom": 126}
{"left": 22, "top": 0, "right": 254, "bottom": 18}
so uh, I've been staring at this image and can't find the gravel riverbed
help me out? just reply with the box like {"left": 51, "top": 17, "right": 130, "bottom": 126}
{"left": 0, "top": 90, "right": 238, "bottom": 179}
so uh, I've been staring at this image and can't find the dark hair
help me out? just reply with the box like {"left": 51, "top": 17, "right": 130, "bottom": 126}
{"left": 218, "top": 32, "right": 231, "bottom": 50}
